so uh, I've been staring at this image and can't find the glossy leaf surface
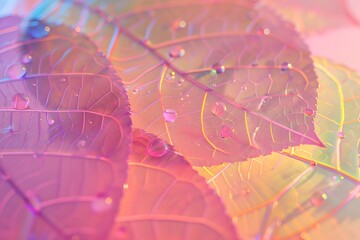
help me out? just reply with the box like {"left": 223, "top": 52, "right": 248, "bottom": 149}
{"left": 33, "top": 0, "right": 322, "bottom": 166}
{"left": 196, "top": 58, "right": 360, "bottom": 239}
{"left": 110, "top": 130, "right": 238, "bottom": 240}
{"left": 0, "top": 16, "right": 131, "bottom": 239}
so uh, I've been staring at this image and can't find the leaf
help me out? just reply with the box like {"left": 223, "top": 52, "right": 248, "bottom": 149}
{"left": 32, "top": 0, "right": 323, "bottom": 166}
{"left": 109, "top": 129, "right": 238, "bottom": 240}
{"left": 261, "top": 0, "right": 360, "bottom": 34}
{"left": 0, "top": 16, "right": 131, "bottom": 239}
{"left": 195, "top": 58, "right": 360, "bottom": 239}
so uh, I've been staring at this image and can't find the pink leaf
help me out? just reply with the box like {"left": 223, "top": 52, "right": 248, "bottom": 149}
{"left": 34, "top": 0, "right": 323, "bottom": 166}
{"left": 0, "top": 16, "right": 131, "bottom": 239}
{"left": 109, "top": 129, "right": 238, "bottom": 240}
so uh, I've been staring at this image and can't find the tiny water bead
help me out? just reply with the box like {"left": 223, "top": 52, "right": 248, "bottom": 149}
{"left": 7, "top": 64, "right": 26, "bottom": 79}
{"left": 304, "top": 108, "right": 314, "bottom": 116}
{"left": 172, "top": 19, "right": 187, "bottom": 30}
{"left": 92, "top": 195, "right": 113, "bottom": 213}
{"left": 147, "top": 138, "right": 168, "bottom": 158}
{"left": 338, "top": 131, "right": 345, "bottom": 139}
{"left": 22, "top": 54, "right": 33, "bottom": 64}
{"left": 211, "top": 102, "right": 227, "bottom": 117}
{"left": 163, "top": 109, "right": 177, "bottom": 123}
{"left": 12, "top": 93, "right": 30, "bottom": 110}
{"left": 169, "top": 46, "right": 185, "bottom": 58}
{"left": 280, "top": 62, "right": 293, "bottom": 71}
{"left": 220, "top": 125, "right": 234, "bottom": 138}
{"left": 28, "top": 19, "right": 51, "bottom": 39}
{"left": 132, "top": 88, "right": 139, "bottom": 94}
{"left": 167, "top": 71, "right": 176, "bottom": 80}
{"left": 310, "top": 191, "right": 327, "bottom": 206}
{"left": 211, "top": 63, "right": 226, "bottom": 74}
{"left": 77, "top": 140, "right": 86, "bottom": 148}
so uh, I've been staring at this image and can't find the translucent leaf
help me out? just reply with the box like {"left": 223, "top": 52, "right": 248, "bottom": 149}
{"left": 0, "top": 16, "right": 131, "bottom": 239}
{"left": 196, "top": 58, "right": 360, "bottom": 239}
{"left": 0, "top": 0, "right": 43, "bottom": 18}
{"left": 261, "top": 0, "right": 360, "bottom": 34}
{"left": 109, "top": 129, "right": 237, "bottom": 240}
{"left": 33, "top": 0, "right": 322, "bottom": 166}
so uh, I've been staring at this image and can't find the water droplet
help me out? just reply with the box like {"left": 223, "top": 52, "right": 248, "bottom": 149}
{"left": 211, "top": 102, "right": 226, "bottom": 116}
{"left": 147, "top": 138, "right": 168, "bottom": 158}
{"left": 310, "top": 192, "right": 327, "bottom": 206}
{"left": 169, "top": 46, "right": 185, "bottom": 58}
{"left": 28, "top": 19, "right": 51, "bottom": 39}
{"left": 304, "top": 108, "right": 314, "bottom": 116}
{"left": 172, "top": 19, "right": 187, "bottom": 30}
{"left": 77, "top": 140, "right": 86, "bottom": 148}
{"left": 177, "top": 78, "right": 184, "bottom": 86}
{"left": 22, "top": 54, "right": 32, "bottom": 64}
{"left": 220, "top": 125, "right": 234, "bottom": 138}
{"left": 281, "top": 62, "right": 293, "bottom": 71}
{"left": 12, "top": 93, "right": 30, "bottom": 110}
{"left": 74, "top": 26, "right": 81, "bottom": 33}
{"left": 240, "top": 86, "right": 248, "bottom": 91}
{"left": 263, "top": 28, "right": 270, "bottom": 35}
{"left": 163, "top": 109, "right": 177, "bottom": 123}
{"left": 123, "top": 183, "right": 129, "bottom": 189}
{"left": 338, "top": 131, "right": 345, "bottom": 139}
{"left": 92, "top": 195, "right": 113, "bottom": 212}
{"left": 240, "top": 188, "right": 250, "bottom": 196}
{"left": 59, "top": 78, "right": 66, "bottom": 83}
{"left": 7, "top": 64, "right": 26, "bottom": 79}
{"left": 132, "top": 88, "right": 139, "bottom": 94}
{"left": 211, "top": 63, "right": 225, "bottom": 74}
{"left": 167, "top": 71, "right": 176, "bottom": 80}
{"left": 88, "top": 120, "right": 93, "bottom": 125}
{"left": 47, "top": 118, "right": 55, "bottom": 126}
{"left": 309, "top": 160, "right": 317, "bottom": 166}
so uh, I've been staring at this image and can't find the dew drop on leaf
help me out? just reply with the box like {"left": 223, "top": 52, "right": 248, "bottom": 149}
{"left": 167, "top": 71, "right": 176, "bottom": 80}
{"left": 169, "top": 46, "right": 185, "bottom": 58}
{"left": 12, "top": 93, "right": 30, "bottom": 110}
{"left": 7, "top": 64, "right": 26, "bottom": 79}
{"left": 172, "top": 19, "right": 187, "bottom": 30}
{"left": 147, "top": 138, "right": 168, "bottom": 158}
{"left": 220, "top": 125, "right": 234, "bottom": 138}
{"left": 304, "top": 108, "right": 315, "bottom": 116}
{"left": 77, "top": 140, "right": 86, "bottom": 148}
{"left": 27, "top": 19, "right": 50, "bottom": 39}
{"left": 22, "top": 54, "right": 32, "bottom": 64}
{"left": 163, "top": 109, "right": 177, "bottom": 123}
{"left": 47, "top": 118, "right": 55, "bottom": 126}
{"left": 310, "top": 191, "right": 327, "bottom": 206}
{"left": 212, "top": 63, "right": 226, "bottom": 74}
{"left": 280, "top": 62, "right": 293, "bottom": 71}
{"left": 92, "top": 195, "right": 113, "bottom": 213}
{"left": 338, "top": 131, "right": 345, "bottom": 139}
{"left": 211, "top": 102, "right": 227, "bottom": 116}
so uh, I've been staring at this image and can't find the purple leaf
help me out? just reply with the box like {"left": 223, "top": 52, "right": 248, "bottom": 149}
{"left": 109, "top": 129, "right": 238, "bottom": 240}
{"left": 34, "top": 0, "right": 323, "bottom": 166}
{"left": 0, "top": 16, "right": 131, "bottom": 239}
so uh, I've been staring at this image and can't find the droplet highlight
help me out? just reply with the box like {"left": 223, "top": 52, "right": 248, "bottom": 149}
{"left": 211, "top": 63, "right": 225, "bottom": 74}
{"left": 92, "top": 195, "right": 113, "bottom": 212}
{"left": 22, "top": 54, "right": 33, "bottom": 64}
{"left": 163, "top": 109, "right": 177, "bottom": 123}
{"left": 310, "top": 192, "right": 327, "bottom": 206}
{"left": 7, "top": 64, "right": 26, "bottom": 79}
{"left": 147, "top": 138, "right": 168, "bottom": 158}
{"left": 211, "top": 102, "right": 227, "bottom": 116}
{"left": 280, "top": 62, "right": 293, "bottom": 71}
{"left": 169, "top": 46, "right": 185, "bottom": 58}
{"left": 304, "top": 108, "right": 314, "bottom": 116}
{"left": 12, "top": 93, "right": 30, "bottom": 110}
{"left": 28, "top": 19, "right": 51, "bottom": 39}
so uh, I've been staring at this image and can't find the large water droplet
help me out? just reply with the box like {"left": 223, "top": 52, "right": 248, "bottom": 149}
{"left": 304, "top": 108, "right": 314, "bottom": 116}
{"left": 147, "top": 138, "right": 168, "bottom": 158}
{"left": 22, "top": 54, "right": 33, "bottom": 64}
{"left": 28, "top": 19, "right": 51, "bottom": 39}
{"left": 92, "top": 195, "right": 113, "bottom": 212}
{"left": 169, "top": 46, "right": 185, "bottom": 58}
{"left": 220, "top": 125, "right": 234, "bottom": 138}
{"left": 211, "top": 63, "right": 225, "bottom": 74}
{"left": 12, "top": 93, "right": 30, "bottom": 110}
{"left": 310, "top": 191, "right": 327, "bottom": 206}
{"left": 338, "top": 131, "right": 345, "bottom": 139}
{"left": 163, "top": 109, "right": 177, "bottom": 123}
{"left": 7, "top": 64, "right": 26, "bottom": 79}
{"left": 211, "top": 102, "right": 226, "bottom": 116}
